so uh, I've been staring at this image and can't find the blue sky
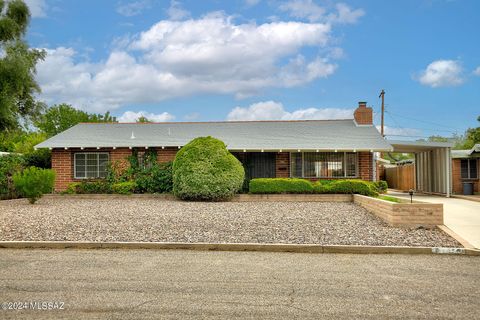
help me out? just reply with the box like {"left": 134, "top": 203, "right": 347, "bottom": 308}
{"left": 25, "top": 0, "right": 480, "bottom": 139}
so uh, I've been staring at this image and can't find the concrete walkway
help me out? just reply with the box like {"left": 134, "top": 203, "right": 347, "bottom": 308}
{"left": 388, "top": 191, "right": 480, "bottom": 249}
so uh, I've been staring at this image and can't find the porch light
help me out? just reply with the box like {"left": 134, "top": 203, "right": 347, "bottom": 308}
{"left": 97, "top": 147, "right": 100, "bottom": 150}
{"left": 161, "top": 146, "right": 165, "bottom": 149}
{"left": 80, "top": 147, "right": 84, "bottom": 150}
{"left": 279, "top": 149, "right": 282, "bottom": 152}
{"left": 49, "top": 147, "right": 52, "bottom": 150}
{"left": 145, "top": 146, "right": 149, "bottom": 149}
{"left": 178, "top": 146, "right": 181, "bottom": 149}
{"left": 243, "top": 149, "right": 246, "bottom": 152}
{"left": 113, "top": 147, "right": 116, "bottom": 150}
{"left": 353, "top": 149, "right": 356, "bottom": 153}
{"left": 261, "top": 149, "right": 264, "bottom": 152}
{"left": 370, "top": 149, "right": 373, "bottom": 152}
{"left": 129, "top": 146, "right": 132, "bottom": 150}
{"left": 297, "top": 149, "right": 301, "bottom": 152}
{"left": 334, "top": 149, "right": 337, "bottom": 153}
{"left": 64, "top": 147, "right": 68, "bottom": 150}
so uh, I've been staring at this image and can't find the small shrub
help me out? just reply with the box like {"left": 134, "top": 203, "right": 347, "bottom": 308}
{"left": 249, "top": 178, "right": 314, "bottom": 194}
{"left": 173, "top": 136, "right": 245, "bottom": 201}
{"left": 67, "top": 181, "right": 112, "bottom": 194}
{"left": 322, "top": 179, "right": 378, "bottom": 196}
{"left": 112, "top": 181, "right": 136, "bottom": 195}
{"left": 135, "top": 162, "right": 173, "bottom": 193}
{"left": 12, "top": 167, "right": 55, "bottom": 204}
{"left": 373, "top": 180, "right": 388, "bottom": 193}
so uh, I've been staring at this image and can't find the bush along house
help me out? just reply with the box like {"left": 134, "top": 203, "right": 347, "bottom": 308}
{"left": 451, "top": 144, "right": 480, "bottom": 195}
{"left": 35, "top": 102, "right": 393, "bottom": 192}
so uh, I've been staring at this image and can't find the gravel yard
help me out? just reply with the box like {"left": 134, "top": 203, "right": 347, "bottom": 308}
{"left": 0, "top": 197, "right": 460, "bottom": 247}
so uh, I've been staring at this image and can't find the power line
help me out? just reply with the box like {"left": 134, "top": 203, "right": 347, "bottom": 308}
{"left": 384, "top": 110, "right": 464, "bottom": 131}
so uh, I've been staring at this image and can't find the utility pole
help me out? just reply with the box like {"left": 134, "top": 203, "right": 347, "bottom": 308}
{"left": 379, "top": 89, "right": 385, "bottom": 137}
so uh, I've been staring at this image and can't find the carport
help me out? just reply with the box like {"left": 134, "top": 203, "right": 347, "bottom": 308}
{"left": 387, "top": 140, "right": 453, "bottom": 197}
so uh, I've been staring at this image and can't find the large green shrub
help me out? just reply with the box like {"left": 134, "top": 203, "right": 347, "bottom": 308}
{"left": 12, "top": 167, "right": 55, "bottom": 204}
{"left": 249, "top": 178, "right": 314, "bottom": 194}
{"left": 112, "top": 181, "right": 136, "bottom": 195}
{"left": 135, "top": 162, "right": 173, "bottom": 193}
{"left": 0, "top": 154, "right": 25, "bottom": 199}
{"left": 173, "top": 136, "right": 245, "bottom": 201}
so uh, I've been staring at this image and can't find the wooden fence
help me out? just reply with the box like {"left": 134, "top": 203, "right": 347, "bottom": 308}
{"left": 385, "top": 164, "right": 415, "bottom": 191}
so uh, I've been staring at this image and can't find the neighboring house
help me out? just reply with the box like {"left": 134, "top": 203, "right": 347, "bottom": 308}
{"left": 452, "top": 144, "right": 480, "bottom": 194}
{"left": 36, "top": 102, "right": 395, "bottom": 192}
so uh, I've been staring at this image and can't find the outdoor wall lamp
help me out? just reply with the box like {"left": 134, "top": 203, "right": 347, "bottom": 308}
{"left": 408, "top": 189, "right": 414, "bottom": 203}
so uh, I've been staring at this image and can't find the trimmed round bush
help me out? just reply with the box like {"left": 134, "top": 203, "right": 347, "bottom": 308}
{"left": 172, "top": 136, "right": 245, "bottom": 201}
{"left": 249, "top": 178, "right": 314, "bottom": 194}
{"left": 13, "top": 167, "right": 55, "bottom": 204}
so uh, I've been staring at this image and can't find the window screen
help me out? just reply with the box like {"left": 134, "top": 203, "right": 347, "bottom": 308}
{"left": 74, "top": 153, "right": 109, "bottom": 179}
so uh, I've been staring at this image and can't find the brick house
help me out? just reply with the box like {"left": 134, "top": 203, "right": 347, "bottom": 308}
{"left": 451, "top": 144, "right": 480, "bottom": 194}
{"left": 36, "top": 102, "right": 394, "bottom": 192}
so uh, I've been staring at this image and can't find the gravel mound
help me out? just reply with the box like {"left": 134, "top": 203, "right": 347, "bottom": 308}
{"left": 0, "top": 197, "right": 460, "bottom": 247}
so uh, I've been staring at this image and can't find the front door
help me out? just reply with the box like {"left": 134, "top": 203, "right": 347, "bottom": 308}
{"left": 244, "top": 152, "right": 276, "bottom": 179}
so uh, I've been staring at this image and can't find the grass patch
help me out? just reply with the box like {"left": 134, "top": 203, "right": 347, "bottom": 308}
{"left": 377, "top": 195, "right": 401, "bottom": 203}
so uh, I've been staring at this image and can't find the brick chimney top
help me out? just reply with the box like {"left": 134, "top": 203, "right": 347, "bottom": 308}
{"left": 354, "top": 101, "right": 373, "bottom": 125}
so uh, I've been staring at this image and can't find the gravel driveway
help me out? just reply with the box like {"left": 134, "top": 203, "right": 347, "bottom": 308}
{"left": 0, "top": 197, "right": 460, "bottom": 247}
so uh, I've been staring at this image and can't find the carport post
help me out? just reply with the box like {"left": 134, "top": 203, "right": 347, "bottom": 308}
{"left": 445, "top": 147, "right": 450, "bottom": 198}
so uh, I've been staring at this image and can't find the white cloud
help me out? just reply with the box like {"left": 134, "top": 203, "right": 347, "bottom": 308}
{"left": 36, "top": 13, "right": 339, "bottom": 112}
{"left": 279, "top": 1, "right": 364, "bottom": 24}
{"left": 116, "top": 0, "right": 151, "bottom": 17}
{"left": 245, "top": 0, "right": 261, "bottom": 7}
{"left": 24, "top": 0, "right": 47, "bottom": 18}
{"left": 227, "top": 101, "right": 353, "bottom": 121}
{"left": 417, "top": 60, "right": 465, "bottom": 87}
{"left": 166, "top": 0, "right": 190, "bottom": 20}
{"left": 474, "top": 66, "right": 480, "bottom": 76}
{"left": 118, "top": 111, "right": 175, "bottom": 122}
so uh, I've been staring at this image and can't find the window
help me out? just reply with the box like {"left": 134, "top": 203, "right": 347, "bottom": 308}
{"left": 74, "top": 153, "right": 109, "bottom": 179}
{"left": 290, "top": 152, "right": 358, "bottom": 178}
{"left": 461, "top": 159, "right": 478, "bottom": 179}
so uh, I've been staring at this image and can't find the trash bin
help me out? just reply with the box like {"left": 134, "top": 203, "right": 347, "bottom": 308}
{"left": 463, "top": 182, "right": 474, "bottom": 195}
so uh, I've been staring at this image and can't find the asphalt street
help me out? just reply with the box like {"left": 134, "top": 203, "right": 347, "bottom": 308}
{"left": 0, "top": 249, "right": 479, "bottom": 319}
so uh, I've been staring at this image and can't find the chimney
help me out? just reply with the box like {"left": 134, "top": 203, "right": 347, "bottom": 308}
{"left": 353, "top": 101, "right": 373, "bottom": 125}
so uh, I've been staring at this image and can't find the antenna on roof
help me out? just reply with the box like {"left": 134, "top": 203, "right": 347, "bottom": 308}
{"left": 130, "top": 131, "right": 135, "bottom": 139}
{"left": 168, "top": 128, "right": 171, "bottom": 136}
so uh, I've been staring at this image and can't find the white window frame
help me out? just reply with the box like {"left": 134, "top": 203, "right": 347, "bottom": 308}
{"left": 289, "top": 151, "right": 359, "bottom": 179}
{"left": 74, "top": 152, "right": 109, "bottom": 179}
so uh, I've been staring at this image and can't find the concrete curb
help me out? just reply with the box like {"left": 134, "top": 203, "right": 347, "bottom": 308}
{"left": 0, "top": 241, "right": 478, "bottom": 256}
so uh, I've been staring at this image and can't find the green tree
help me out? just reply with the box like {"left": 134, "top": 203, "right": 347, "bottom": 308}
{"left": 35, "top": 104, "right": 117, "bottom": 137}
{"left": 0, "top": 0, "right": 46, "bottom": 131}
{"left": 136, "top": 116, "right": 151, "bottom": 123}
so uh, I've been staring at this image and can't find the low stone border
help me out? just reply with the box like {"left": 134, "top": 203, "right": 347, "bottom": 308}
{"left": 0, "top": 241, "right": 478, "bottom": 256}
{"left": 353, "top": 194, "right": 443, "bottom": 228}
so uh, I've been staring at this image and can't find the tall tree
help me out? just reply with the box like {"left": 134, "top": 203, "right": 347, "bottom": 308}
{"left": 136, "top": 116, "right": 151, "bottom": 123}
{"left": 35, "top": 104, "right": 117, "bottom": 137}
{"left": 0, "top": 0, "right": 45, "bottom": 131}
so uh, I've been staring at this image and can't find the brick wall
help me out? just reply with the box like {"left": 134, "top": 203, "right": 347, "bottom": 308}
{"left": 452, "top": 158, "right": 479, "bottom": 194}
{"left": 51, "top": 149, "right": 73, "bottom": 192}
{"left": 51, "top": 148, "right": 132, "bottom": 192}
{"left": 354, "top": 194, "right": 443, "bottom": 228}
{"left": 275, "top": 152, "right": 290, "bottom": 178}
{"left": 156, "top": 147, "right": 178, "bottom": 163}
{"left": 358, "top": 152, "right": 373, "bottom": 181}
